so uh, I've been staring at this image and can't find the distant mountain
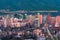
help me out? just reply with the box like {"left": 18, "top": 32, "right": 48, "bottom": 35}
{"left": 0, "top": 0, "right": 60, "bottom": 11}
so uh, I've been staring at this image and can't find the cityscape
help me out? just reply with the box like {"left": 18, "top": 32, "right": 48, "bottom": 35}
{"left": 0, "top": 11, "right": 60, "bottom": 40}
{"left": 0, "top": 0, "right": 60, "bottom": 40}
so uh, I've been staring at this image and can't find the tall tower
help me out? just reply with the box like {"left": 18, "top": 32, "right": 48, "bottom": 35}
{"left": 37, "top": 13, "right": 40, "bottom": 27}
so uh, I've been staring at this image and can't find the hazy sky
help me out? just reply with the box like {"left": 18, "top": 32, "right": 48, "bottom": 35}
{"left": 0, "top": 0, "right": 60, "bottom": 11}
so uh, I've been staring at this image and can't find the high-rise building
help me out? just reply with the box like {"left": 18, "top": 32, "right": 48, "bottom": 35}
{"left": 56, "top": 16, "right": 60, "bottom": 24}
{"left": 50, "top": 17, "right": 56, "bottom": 25}
{"left": 46, "top": 14, "right": 52, "bottom": 24}
{"left": 10, "top": 17, "right": 14, "bottom": 27}
{"left": 26, "top": 15, "right": 33, "bottom": 20}
{"left": 42, "top": 15, "right": 47, "bottom": 23}
{"left": 0, "top": 16, "right": 3, "bottom": 26}
{"left": 3, "top": 18, "right": 7, "bottom": 27}
{"left": 37, "top": 13, "right": 42, "bottom": 24}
